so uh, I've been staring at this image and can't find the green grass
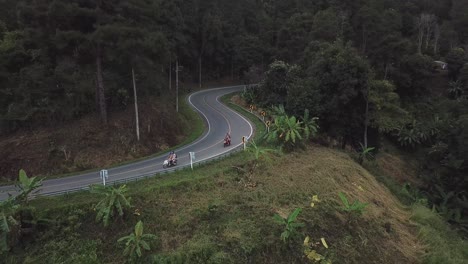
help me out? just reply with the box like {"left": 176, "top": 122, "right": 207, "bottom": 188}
{"left": 359, "top": 147, "right": 468, "bottom": 264}
{"left": 411, "top": 205, "right": 468, "bottom": 264}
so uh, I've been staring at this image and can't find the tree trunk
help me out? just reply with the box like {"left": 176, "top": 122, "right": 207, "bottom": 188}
{"left": 417, "top": 26, "right": 424, "bottom": 54}
{"left": 198, "top": 56, "right": 202, "bottom": 89}
{"left": 96, "top": 44, "right": 107, "bottom": 124}
{"left": 231, "top": 58, "right": 234, "bottom": 80}
{"left": 169, "top": 56, "right": 172, "bottom": 90}
{"left": 132, "top": 67, "right": 140, "bottom": 141}
{"left": 416, "top": 15, "right": 425, "bottom": 54}
{"left": 384, "top": 63, "right": 389, "bottom": 80}
{"left": 433, "top": 24, "right": 440, "bottom": 55}
{"left": 364, "top": 96, "right": 369, "bottom": 149}
{"left": 361, "top": 26, "right": 367, "bottom": 53}
{"left": 176, "top": 59, "right": 179, "bottom": 112}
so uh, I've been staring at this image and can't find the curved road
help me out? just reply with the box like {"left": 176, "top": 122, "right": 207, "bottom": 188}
{"left": 0, "top": 85, "right": 253, "bottom": 200}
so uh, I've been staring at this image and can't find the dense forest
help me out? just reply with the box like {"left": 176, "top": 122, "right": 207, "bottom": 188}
{"left": 1, "top": 0, "right": 468, "bottom": 236}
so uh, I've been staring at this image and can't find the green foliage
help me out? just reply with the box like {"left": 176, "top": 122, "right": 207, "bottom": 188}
{"left": 23, "top": 238, "right": 101, "bottom": 264}
{"left": 411, "top": 205, "right": 468, "bottom": 264}
{"left": 393, "top": 53, "right": 433, "bottom": 97}
{"left": 15, "top": 169, "right": 43, "bottom": 205}
{"left": 301, "top": 109, "right": 319, "bottom": 140}
{"left": 368, "top": 80, "right": 409, "bottom": 133}
{"left": 257, "top": 61, "right": 301, "bottom": 107}
{"left": 338, "top": 192, "right": 368, "bottom": 222}
{"left": 240, "top": 87, "right": 256, "bottom": 105}
{"left": 266, "top": 114, "right": 303, "bottom": 151}
{"left": 448, "top": 80, "right": 464, "bottom": 99}
{"left": 265, "top": 107, "right": 319, "bottom": 151}
{"left": 118, "top": 221, "right": 157, "bottom": 263}
{"left": 0, "top": 197, "right": 19, "bottom": 252}
{"left": 302, "top": 41, "right": 370, "bottom": 145}
{"left": 273, "top": 208, "right": 304, "bottom": 243}
{"left": 270, "top": 104, "right": 287, "bottom": 118}
{"left": 151, "top": 234, "right": 233, "bottom": 264}
{"left": 90, "top": 184, "right": 132, "bottom": 227}
{"left": 357, "top": 143, "right": 375, "bottom": 165}
{"left": 395, "top": 120, "right": 431, "bottom": 148}
{"left": 247, "top": 139, "right": 274, "bottom": 160}
{"left": 446, "top": 48, "right": 466, "bottom": 80}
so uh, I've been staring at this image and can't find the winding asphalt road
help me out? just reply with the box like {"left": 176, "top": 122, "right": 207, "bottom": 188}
{"left": 0, "top": 85, "right": 254, "bottom": 201}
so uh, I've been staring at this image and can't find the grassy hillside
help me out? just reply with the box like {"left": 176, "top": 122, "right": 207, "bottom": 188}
{"left": 8, "top": 144, "right": 465, "bottom": 263}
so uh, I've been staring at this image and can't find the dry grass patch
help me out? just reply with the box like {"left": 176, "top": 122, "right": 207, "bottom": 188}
{"left": 376, "top": 152, "right": 422, "bottom": 186}
{"left": 258, "top": 145, "right": 423, "bottom": 263}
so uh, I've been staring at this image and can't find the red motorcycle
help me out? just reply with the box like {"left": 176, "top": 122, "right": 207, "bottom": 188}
{"left": 223, "top": 137, "right": 231, "bottom": 147}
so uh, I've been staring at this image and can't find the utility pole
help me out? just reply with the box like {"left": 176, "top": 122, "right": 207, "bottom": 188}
{"left": 175, "top": 59, "right": 183, "bottom": 113}
{"left": 169, "top": 56, "right": 172, "bottom": 90}
{"left": 132, "top": 67, "right": 140, "bottom": 141}
{"left": 176, "top": 59, "right": 179, "bottom": 113}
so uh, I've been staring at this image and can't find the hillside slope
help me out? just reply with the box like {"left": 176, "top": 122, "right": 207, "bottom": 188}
{"left": 0, "top": 96, "right": 201, "bottom": 184}
{"left": 5, "top": 145, "right": 427, "bottom": 263}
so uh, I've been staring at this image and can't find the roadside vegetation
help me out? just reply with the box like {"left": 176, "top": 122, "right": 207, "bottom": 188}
{"left": 2, "top": 94, "right": 467, "bottom": 263}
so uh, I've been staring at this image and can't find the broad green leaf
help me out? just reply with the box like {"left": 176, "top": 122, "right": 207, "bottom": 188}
{"left": 339, "top": 192, "right": 349, "bottom": 208}
{"left": 288, "top": 208, "right": 301, "bottom": 222}
{"left": 135, "top": 221, "right": 144, "bottom": 237}
{"left": 273, "top": 214, "right": 285, "bottom": 224}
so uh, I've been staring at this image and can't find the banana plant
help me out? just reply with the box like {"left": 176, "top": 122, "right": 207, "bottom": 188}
{"left": 91, "top": 184, "right": 131, "bottom": 227}
{"left": 266, "top": 115, "right": 303, "bottom": 150}
{"left": 248, "top": 139, "right": 275, "bottom": 160}
{"left": 273, "top": 208, "right": 304, "bottom": 242}
{"left": 301, "top": 109, "right": 319, "bottom": 140}
{"left": 15, "top": 169, "right": 43, "bottom": 205}
{"left": 0, "top": 197, "right": 19, "bottom": 252}
{"left": 338, "top": 192, "right": 368, "bottom": 224}
{"left": 118, "top": 221, "right": 157, "bottom": 263}
{"left": 270, "top": 104, "right": 287, "bottom": 118}
{"left": 357, "top": 143, "right": 375, "bottom": 164}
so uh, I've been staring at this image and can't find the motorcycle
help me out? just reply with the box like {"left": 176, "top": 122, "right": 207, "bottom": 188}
{"left": 223, "top": 138, "right": 231, "bottom": 147}
{"left": 163, "top": 158, "right": 177, "bottom": 168}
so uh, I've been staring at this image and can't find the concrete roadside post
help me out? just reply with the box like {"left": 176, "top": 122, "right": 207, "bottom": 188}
{"left": 242, "top": 136, "right": 246, "bottom": 151}
{"left": 100, "top": 169, "right": 108, "bottom": 186}
{"left": 189, "top": 152, "right": 195, "bottom": 170}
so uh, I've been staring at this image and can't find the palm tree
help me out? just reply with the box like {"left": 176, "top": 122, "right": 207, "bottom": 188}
{"left": 15, "top": 169, "right": 43, "bottom": 205}
{"left": 0, "top": 197, "right": 19, "bottom": 252}
{"left": 118, "top": 221, "right": 157, "bottom": 262}
{"left": 91, "top": 184, "right": 132, "bottom": 227}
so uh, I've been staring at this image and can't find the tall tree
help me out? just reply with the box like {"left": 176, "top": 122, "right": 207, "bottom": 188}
{"left": 303, "top": 41, "right": 370, "bottom": 147}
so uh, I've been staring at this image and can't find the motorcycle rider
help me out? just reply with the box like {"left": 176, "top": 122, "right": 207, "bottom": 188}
{"left": 168, "top": 151, "right": 176, "bottom": 165}
{"left": 225, "top": 132, "right": 231, "bottom": 144}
